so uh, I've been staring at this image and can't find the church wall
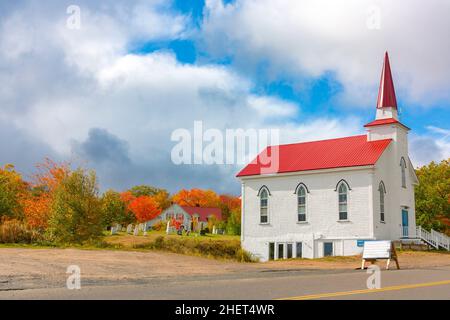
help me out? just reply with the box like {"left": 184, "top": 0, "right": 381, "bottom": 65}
{"left": 240, "top": 168, "right": 374, "bottom": 261}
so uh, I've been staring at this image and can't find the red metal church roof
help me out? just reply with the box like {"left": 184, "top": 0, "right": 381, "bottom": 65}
{"left": 236, "top": 135, "right": 391, "bottom": 177}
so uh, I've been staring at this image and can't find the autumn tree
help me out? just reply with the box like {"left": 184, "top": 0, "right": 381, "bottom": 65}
{"left": 101, "top": 190, "right": 133, "bottom": 227}
{"left": 0, "top": 164, "right": 27, "bottom": 220}
{"left": 21, "top": 188, "right": 51, "bottom": 230}
{"left": 219, "top": 194, "right": 241, "bottom": 222}
{"left": 173, "top": 189, "right": 220, "bottom": 207}
{"left": 21, "top": 159, "right": 69, "bottom": 229}
{"left": 47, "top": 169, "right": 102, "bottom": 243}
{"left": 415, "top": 159, "right": 450, "bottom": 232}
{"left": 127, "top": 196, "right": 162, "bottom": 223}
{"left": 129, "top": 185, "right": 163, "bottom": 197}
{"left": 153, "top": 189, "right": 172, "bottom": 211}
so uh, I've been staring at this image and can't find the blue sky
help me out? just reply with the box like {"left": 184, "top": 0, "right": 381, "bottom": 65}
{"left": 0, "top": 0, "right": 449, "bottom": 194}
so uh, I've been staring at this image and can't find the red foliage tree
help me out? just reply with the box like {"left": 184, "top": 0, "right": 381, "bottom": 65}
{"left": 127, "top": 196, "right": 161, "bottom": 223}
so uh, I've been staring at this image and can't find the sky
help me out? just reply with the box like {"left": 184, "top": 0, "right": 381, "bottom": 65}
{"left": 0, "top": 0, "right": 449, "bottom": 195}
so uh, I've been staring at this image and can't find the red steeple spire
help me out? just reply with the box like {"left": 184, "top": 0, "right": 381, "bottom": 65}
{"left": 376, "top": 52, "right": 397, "bottom": 109}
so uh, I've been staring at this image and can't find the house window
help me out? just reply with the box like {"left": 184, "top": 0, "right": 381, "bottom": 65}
{"left": 379, "top": 181, "right": 386, "bottom": 222}
{"left": 324, "top": 242, "right": 333, "bottom": 257}
{"left": 400, "top": 157, "right": 407, "bottom": 188}
{"left": 338, "top": 183, "right": 348, "bottom": 220}
{"left": 260, "top": 188, "right": 269, "bottom": 224}
{"left": 166, "top": 213, "right": 174, "bottom": 220}
{"left": 297, "top": 186, "right": 307, "bottom": 222}
{"left": 296, "top": 242, "right": 303, "bottom": 258}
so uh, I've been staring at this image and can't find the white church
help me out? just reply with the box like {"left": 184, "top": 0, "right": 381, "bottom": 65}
{"left": 237, "top": 52, "right": 419, "bottom": 261}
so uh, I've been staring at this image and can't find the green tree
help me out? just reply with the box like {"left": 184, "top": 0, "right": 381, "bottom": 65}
{"left": 0, "top": 164, "right": 27, "bottom": 220}
{"left": 129, "top": 185, "right": 162, "bottom": 197}
{"left": 101, "top": 190, "right": 132, "bottom": 227}
{"left": 415, "top": 159, "right": 450, "bottom": 232}
{"left": 226, "top": 208, "right": 241, "bottom": 235}
{"left": 47, "top": 169, "right": 102, "bottom": 243}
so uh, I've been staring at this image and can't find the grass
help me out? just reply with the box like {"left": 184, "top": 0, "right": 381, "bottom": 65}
{"left": 0, "top": 230, "right": 251, "bottom": 262}
{"left": 103, "top": 231, "right": 254, "bottom": 262}
{"left": 106, "top": 230, "right": 240, "bottom": 246}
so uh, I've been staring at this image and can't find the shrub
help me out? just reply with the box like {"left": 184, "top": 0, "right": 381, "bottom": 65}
{"left": 152, "top": 220, "right": 167, "bottom": 231}
{"left": 0, "top": 219, "right": 42, "bottom": 244}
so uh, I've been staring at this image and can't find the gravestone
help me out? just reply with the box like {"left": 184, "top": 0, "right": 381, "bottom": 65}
{"left": 126, "top": 224, "right": 133, "bottom": 234}
{"left": 116, "top": 224, "right": 122, "bottom": 232}
{"left": 110, "top": 226, "right": 117, "bottom": 235}
{"left": 133, "top": 226, "right": 139, "bottom": 236}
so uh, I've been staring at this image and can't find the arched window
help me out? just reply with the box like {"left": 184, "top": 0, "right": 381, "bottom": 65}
{"left": 400, "top": 157, "right": 407, "bottom": 188}
{"left": 297, "top": 186, "right": 307, "bottom": 222}
{"left": 338, "top": 183, "right": 348, "bottom": 220}
{"left": 379, "top": 181, "right": 386, "bottom": 222}
{"left": 260, "top": 188, "right": 269, "bottom": 223}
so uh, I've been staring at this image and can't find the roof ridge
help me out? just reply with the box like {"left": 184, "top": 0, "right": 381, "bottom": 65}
{"left": 268, "top": 134, "right": 366, "bottom": 149}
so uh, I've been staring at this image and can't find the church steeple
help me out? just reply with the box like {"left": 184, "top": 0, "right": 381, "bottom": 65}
{"left": 377, "top": 51, "right": 397, "bottom": 109}
{"left": 374, "top": 52, "right": 399, "bottom": 120}
{"left": 365, "top": 52, "right": 409, "bottom": 142}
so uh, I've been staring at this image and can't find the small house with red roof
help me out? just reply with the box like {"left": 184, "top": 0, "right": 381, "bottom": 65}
{"left": 144, "top": 203, "right": 222, "bottom": 232}
{"left": 237, "top": 52, "right": 419, "bottom": 261}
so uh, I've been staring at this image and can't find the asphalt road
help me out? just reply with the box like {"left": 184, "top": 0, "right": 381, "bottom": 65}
{"left": 2, "top": 265, "right": 449, "bottom": 300}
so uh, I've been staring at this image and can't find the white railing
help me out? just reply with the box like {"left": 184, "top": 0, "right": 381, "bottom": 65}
{"left": 415, "top": 226, "right": 449, "bottom": 251}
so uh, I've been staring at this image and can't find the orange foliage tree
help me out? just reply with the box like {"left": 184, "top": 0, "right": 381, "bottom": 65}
{"left": 21, "top": 159, "right": 69, "bottom": 229}
{"left": 218, "top": 194, "right": 241, "bottom": 222}
{"left": 122, "top": 193, "right": 162, "bottom": 223}
{"left": 172, "top": 188, "right": 220, "bottom": 207}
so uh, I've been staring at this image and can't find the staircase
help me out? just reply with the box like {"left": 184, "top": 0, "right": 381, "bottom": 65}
{"left": 416, "top": 226, "right": 450, "bottom": 251}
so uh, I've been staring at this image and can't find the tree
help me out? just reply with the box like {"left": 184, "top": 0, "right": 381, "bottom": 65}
{"left": 219, "top": 194, "right": 241, "bottom": 222}
{"left": 21, "top": 189, "right": 51, "bottom": 230}
{"left": 0, "top": 164, "right": 27, "bottom": 220}
{"left": 20, "top": 159, "right": 69, "bottom": 229}
{"left": 101, "top": 190, "right": 133, "bottom": 227}
{"left": 47, "top": 169, "right": 102, "bottom": 243}
{"left": 173, "top": 189, "right": 220, "bottom": 207}
{"left": 129, "top": 185, "right": 164, "bottom": 197}
{"left": 226, "top": 208, "right": 241, "bottom": 235}
{"left": 153, "top": 189, "right": 172, "bottom": 211}
{"left": 415, "top": 159, "right": 450, "bottom": 232}
{"left": 128, "top": 196, "right": 162, "bottom": 223}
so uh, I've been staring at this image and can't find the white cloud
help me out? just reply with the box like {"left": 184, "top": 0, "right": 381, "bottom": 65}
{"left": 0, "top": 0, "right": 384, "bottom": 193}
{"left": 202, "top": 0, "right": 450, "bottom": 107}
{"left": 410, "top": 126, "right": 450, "bottom": 167}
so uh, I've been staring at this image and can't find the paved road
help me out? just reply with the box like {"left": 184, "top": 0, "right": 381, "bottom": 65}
{"left": 2, "top": 266, "right": 449, "bottom": 300}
